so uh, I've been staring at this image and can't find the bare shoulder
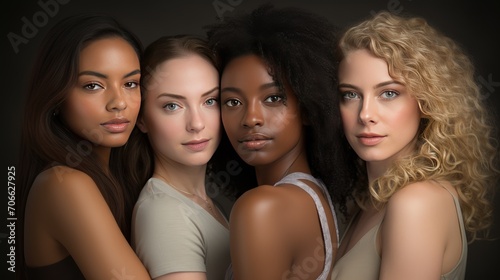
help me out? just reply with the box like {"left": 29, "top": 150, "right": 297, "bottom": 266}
{"left": 28, "top": 166, "right": 105, "bottom": 217}
{"left": 31, "top": 166, "right": 99, "bottom": 197}
{"left": 26, "top": 168, "right": 150, "bottom": 278}
{"left": 35, "top": 166, "right": 93, "bottom": 183}
{"left": 229, "top": 184, "right": 308, "bottom": 255}
{"left": 382, "top": 180, "right": 459, "bottom": 257}
{"left": 230, "top": 184, "right": 310, "bottom": 230}
{"left": 386, "top": 180, "right": 456, "bottom": 218}
{"left": 232, "top": 185, "right": 290, "bottom": 217}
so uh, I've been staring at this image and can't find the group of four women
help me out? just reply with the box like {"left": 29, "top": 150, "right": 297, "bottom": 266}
{"left": 18, "top": 4, "right": 498, "bottom": 280}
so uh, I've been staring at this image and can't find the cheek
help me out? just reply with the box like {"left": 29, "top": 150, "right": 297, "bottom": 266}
{"left": 221, "top": 109, "right": 238, "bottom": 134}
{"left": 155, "top": 120, "right": 178, "bottom": 140}
{"left": 274, "top": 108, "right": 300, "bottom": 129}
{"left": 143, "top": 111, "right": 178, "bottom": 143}
{"left": 392, "top": 104, "right": 421, "bottom": 131}
{"left": 63, "top": 96, "right": 101, "bottom": 123}
{"left": 221, "top": 114, "right": 240, "bottom": 150}
{"left": 149, "top": 123, "right": 179, "bottom": 154}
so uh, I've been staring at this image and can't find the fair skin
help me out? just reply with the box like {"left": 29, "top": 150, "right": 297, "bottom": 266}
{"left": 137, "top": 54, "right": 223, "bottom": 280}
{"left": 24, "top": 37, "right": 150, "bottom": 279}
{"left": 221, "top": 54, "right": 337, "bottom": 279}
{"left": 337, "top": 49, "right": 463, "bottom": 279}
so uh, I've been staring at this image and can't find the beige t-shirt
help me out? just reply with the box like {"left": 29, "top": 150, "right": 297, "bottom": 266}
{"left": 132, "top": 178, "right": 230, "bottom": 280}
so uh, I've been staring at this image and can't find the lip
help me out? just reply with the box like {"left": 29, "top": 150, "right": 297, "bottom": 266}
{"left": 101, "top": 118, "right": 130, "bottom": 133}
{"left": 183, "top": 139, "right": 210, "bottom": 152}
{"left": 238, "top": 133, "right": 272, "bottom": 150}
{"left": 356, "top": 133, "right": 386, "bottom": 146}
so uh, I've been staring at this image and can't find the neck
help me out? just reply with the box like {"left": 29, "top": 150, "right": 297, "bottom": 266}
{"left": 255, "top": 145, "right": 310, "bottom": 186}
{"left": 153, "top": 156, "right": 208, "bottom": 196}
{"left": 366, "top": 161, "right": 389, "bottom": 185}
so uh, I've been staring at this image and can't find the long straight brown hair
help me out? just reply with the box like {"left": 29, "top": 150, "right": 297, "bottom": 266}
{"left": 17, "top": 14, "right": 143, "bottom": 279}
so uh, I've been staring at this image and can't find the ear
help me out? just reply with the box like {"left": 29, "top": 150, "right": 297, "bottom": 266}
{"left": 136, "top": 116, "right": 148, "bottom": 133}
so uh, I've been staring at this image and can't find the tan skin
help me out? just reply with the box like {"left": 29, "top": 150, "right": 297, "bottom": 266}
{"left": 24, "top": 37, "right": 150, "bottom": 279}
{"left": 221, "top": 54, "right": 337, "bottom": 280}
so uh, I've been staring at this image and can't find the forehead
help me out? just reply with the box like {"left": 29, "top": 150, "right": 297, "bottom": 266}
{"left": 79, "top": 37, "right": 139, "bottom": 68}
{"left": 145, "top": 55, "right": 218, "bottom": 94}
{"left": 154, "top": 55, "right": 216, "bottom": 77}
{"left": 221, "top": 54, "right": 274, "bottom": 87}
{"left": 339, "top": 49, "right": 391, "bottom": 84}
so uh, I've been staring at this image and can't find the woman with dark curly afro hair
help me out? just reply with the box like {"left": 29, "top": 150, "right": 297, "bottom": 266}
{"left": 207, "top": 4, "right": 354, "bottom": 280}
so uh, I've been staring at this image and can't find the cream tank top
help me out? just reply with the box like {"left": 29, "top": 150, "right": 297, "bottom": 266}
{"left": 225, "top": 172, "right": 339, "bottom": 280}
{"left": 276, "top": 172, "right": 339, "bottom": 280}
{"left": 331, "top": 186, "right": 467, "bottom": 280}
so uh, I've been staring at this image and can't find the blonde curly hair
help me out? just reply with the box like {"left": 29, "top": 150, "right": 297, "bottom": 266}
{"left": 339, "top": 11, "right": 499, "bottom": 242}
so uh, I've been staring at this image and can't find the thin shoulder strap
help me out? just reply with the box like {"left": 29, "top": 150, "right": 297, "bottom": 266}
{"left": 339, "top": 209, "right": 360, "bottom": 244}
{"left": 433, "top": 180, "right": 468, "bottom": 264}
{"left": 434, "top": 180, "right": 466, "bottom": 234}
{"left": 275, "top": 172, "right": 338, "bottom": 280}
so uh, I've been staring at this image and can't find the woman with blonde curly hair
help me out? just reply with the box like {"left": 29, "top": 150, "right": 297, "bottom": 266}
{"left": 332, "top": 11, "right": 499, "bottom": 280}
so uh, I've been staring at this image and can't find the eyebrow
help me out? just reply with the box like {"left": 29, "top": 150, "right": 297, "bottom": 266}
{"left": 78, "top": 69, "right": 141, "bottom": 79}
{"left": 338, "top": 80, "right": 403, "bottom": 91}
{"left": 221, "top": 82, "right": 278, "bottom": 94}
{"left": 157, "top": 87, "right": 219, "bottom": 100}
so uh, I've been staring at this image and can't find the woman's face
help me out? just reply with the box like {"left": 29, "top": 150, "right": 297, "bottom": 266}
{"left": 61, "top": 37, "right": 141, "bottom": 149}
{"left": 138, "top": 54, "right": 220, "bottom": 167}
{"left": 338, "top": 49, "right": 421, "bottom": 170}
{"left": 220, "top": 54, "right": 304, "bottom": 167}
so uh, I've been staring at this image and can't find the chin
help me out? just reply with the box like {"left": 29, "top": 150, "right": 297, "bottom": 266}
{"left": 108, "top": 145, "right": 128, "bottom": 149}
{"left": 359, "top": 154, "right": 392, "bottom": 163}
{"left": 98, "top": 133, "right": 132, "bottom": 146}
{"left": 184, "top": 155, "right": 214, "bottom": 167}
{"left": 102, "top": 140, "right": 129, "bottom": 148}
{"left": 238, "top": 152, "right": 272, "bottom": 167}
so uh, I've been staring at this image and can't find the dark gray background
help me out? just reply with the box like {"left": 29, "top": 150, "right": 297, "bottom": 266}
{"left": 3, "top": 0, "right": 499, "bottom": 279}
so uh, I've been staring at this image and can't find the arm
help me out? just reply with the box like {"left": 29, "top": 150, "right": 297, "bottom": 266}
{"left": 33, "top": 166, "right": 150, "bottom": 279}
{"left": 379, "top": 182, "right": 454, "bottom": 280}
{"left": 133, "top": 191, "right": 208, "bottom": 280}
{"left": 229, "top": 186, "right": 293, "bottom": 280}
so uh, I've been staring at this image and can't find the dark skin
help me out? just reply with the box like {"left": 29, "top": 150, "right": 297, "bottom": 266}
{"left": 220, "top": 54, "right": 337, "bottom": 279}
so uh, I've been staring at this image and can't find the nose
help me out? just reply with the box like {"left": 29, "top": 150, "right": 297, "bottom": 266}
{"left": 242, "top": 100, "right": 264, "bottom": 128}
{"left": 186, "top": 107, "right": 205, "bottom": 132}
{"left": 358, "top": 97, "right": 377, "bottom": 125}
{"left": 106, "top": 86, "right": 127, "bottom": 112}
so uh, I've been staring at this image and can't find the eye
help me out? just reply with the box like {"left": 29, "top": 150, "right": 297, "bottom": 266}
{"left": 341, "top": 91, "right": 359, "bottom": 100}
{"left": 224, "top": 99, "right": 241, "bottom": 107}
{"left": 205, "top": 97, "right": 219, "bottom": 106}
{"left": 163, "top": 103, "right": 181, "bottom": 111}
{"left": 124, "top": 81, "right": 139, "bottom": 89}
{"left": 380, "top": 90, "right": 399, "bottom": 99}
{"left": 264, "top": 94, "right": 285, "bottom": 103}
{"left": 83, "top": 83, "right": 103, "bottom": 91}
